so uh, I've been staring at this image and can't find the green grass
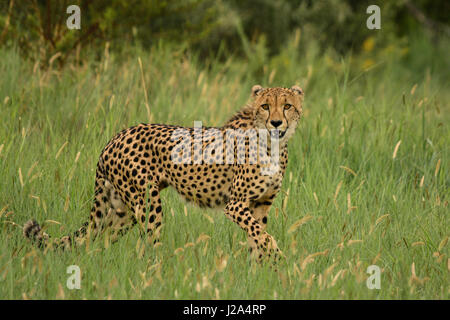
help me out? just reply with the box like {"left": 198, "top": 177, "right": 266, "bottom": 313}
{"left": 0, "top": 35, "right": 448, "bottom": 299}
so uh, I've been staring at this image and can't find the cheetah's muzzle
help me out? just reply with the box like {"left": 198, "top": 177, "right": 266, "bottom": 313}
{"left": 269, "top": 129, "right": 286, "bottom": 139}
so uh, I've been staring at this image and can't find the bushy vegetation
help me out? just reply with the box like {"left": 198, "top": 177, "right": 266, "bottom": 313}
{"left": 1, "top": 0, "right": 448, "bottom": 65}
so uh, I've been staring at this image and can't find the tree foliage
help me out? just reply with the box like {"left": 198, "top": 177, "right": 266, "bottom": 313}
{"left": 0, "top": 0, "right": 448, "bottom": 67}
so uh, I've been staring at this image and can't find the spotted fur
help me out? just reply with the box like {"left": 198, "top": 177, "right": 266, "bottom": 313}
{"left": 23, "top": 85, "right": 304, "bottom": 261}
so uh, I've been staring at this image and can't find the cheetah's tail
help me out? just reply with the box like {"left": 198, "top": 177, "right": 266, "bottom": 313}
{"left": 23, "top": 219, "right": 49, "bottom": 248}
{"left": 23, "top": 219, "right": 89, "bottom": 250}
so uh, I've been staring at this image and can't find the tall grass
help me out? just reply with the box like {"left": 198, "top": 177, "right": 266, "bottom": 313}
{"left": 0, "top": 33, "right": 448, "bottom": 299}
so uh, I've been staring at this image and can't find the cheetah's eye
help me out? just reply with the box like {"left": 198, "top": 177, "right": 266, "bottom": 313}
{"left": 284, "top": 104, "right": 293, "bottom": 110}
{"left": 261, "top": 104, "right": 269, "bottom": 111}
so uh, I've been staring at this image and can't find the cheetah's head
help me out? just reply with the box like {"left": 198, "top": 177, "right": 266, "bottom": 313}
{"left": 251, "top": 85, "right": 304, "bottom": 142}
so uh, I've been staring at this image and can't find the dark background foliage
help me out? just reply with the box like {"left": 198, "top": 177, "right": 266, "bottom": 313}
{"left": 0, "top": 0, "right": 448, "bottom": 67}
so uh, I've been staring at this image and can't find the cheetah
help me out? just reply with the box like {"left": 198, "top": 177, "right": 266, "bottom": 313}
{"left": 23, "top": 85, "right": 304, "bottom": 261}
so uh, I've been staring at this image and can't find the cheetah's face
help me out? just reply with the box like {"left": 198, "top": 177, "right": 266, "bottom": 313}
{"left": 251, "top": 85, "right": 304, "bottom": 141}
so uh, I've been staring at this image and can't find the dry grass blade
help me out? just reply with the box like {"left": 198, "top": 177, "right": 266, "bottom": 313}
{"left": 202, "top": 213, "right": 214, "bottom": 224}
{"left": 184, "top": 242, "right": 195, "bottom": 248}
{"left": 174, "top": 247, "right": 184, "bottom": 255}
{"left": 215, "top": 254, "right": 228, "bottom": 272}
{"left": 45, "top": 220, "right": 61, "bottom": 225}
{"left": 18, "top": 168, "right": 24, "bottom": 187}
{"left": 55, "top": 283, "right": 65, "bottom": 299}
{"left": 375, "top": 214, "right": 390, "bottom": 225}
{"left": 196, "top": 233, "right": 210, "bottom": 244}
{"left": 419, "top": 175, "right": 425, "bottom": 187}
{"left": 438, "top": 236, "right": 448, "bottom": 252}
{"left": 138, "top": 57, "right": 151, "bottom": 122}
{"left": 75, "top": 151, "right": 81, "bottom": 163}
{"left": 347, "top": 239, "right": 363, "bottom": 246}
{"left": 300, "top": 249, "right": 329, "bottom": 270}
{"left": 409, "top": 262, "right": 430, "bottom": 286}
{"left": 372, "top": 252, "right": 381, "bottom": 264}
{"left": 313, "top": 192, "right": 319, "bottom": 205}
{"left": 334, "top": 181, "right": 343, "bottom": 209}
{"left": 330, "top": 269, "right": 346, "bottom": 287}
{"left": 322, "top": 262, "right": 338, "bottom": 287}
{"left": 339, "top": 165, "right": 357, "bottom": 176}
{"left": 27, "top": 161, "right": 38, "bottom": 178}
{"left": 347, "top": 193, "right": 357, "bottom": 214}
{"left": 64, "top": 194, "right": 70, "bottom": 212}
{"left": 434, "top": 159, "right": 441, "bottom": 177}
{"left": 288, "top": 215, "right": 313, "bottom": 234}
{"left": 0, "top": 205, "right": 8, "bottom": 218}
{"left": 55, "top": 141, "right": 68, "bottom": 159}
{"left": 3, "top": 220, "right": 21, "bottom": 228}
{"left": 392, "top": 140, "right": 402, "bottom": 159}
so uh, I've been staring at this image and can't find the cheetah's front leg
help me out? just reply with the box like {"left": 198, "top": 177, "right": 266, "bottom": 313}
{"left": 247, "top": 199, "right": 273, "bottom": 259}
{"left": 224, "top": 198, "right": 282, "bottom": 262}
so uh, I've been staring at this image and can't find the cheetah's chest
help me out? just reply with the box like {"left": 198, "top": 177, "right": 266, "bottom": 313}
{"left": 258, "top": 165, "right": 284, "bottom": 196}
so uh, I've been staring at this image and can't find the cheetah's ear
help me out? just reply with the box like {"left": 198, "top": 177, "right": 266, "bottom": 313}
{"left": 251, "top": 85, "right": 263, "bottom": 98}
{"left": 291, "top": 86, "right": 304, "bottom": 96}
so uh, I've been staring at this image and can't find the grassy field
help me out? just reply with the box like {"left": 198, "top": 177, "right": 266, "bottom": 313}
{"left": 0, "top": 34, "right": 448, "bottom": 299}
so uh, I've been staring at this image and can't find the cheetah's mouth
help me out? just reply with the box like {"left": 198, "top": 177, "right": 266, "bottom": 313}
{"left": 269, "top": 129, "right": 286, "bottom": 139}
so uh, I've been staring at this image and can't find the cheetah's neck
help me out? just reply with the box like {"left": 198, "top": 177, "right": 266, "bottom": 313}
{"left": 222, "top": 104, "right": 255, "bottom": 129}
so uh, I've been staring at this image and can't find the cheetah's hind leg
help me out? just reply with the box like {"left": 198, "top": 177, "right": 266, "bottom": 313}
{"left": 23, "top": 173, "right": 136, "bottom": 250}
{"left": 83, "top": 178, "right": 137, "bottom": 246}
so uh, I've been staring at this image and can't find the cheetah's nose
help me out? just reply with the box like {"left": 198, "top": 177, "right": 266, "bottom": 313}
{"left": 270, "top": 120, "right": 282, "bottom": 128}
